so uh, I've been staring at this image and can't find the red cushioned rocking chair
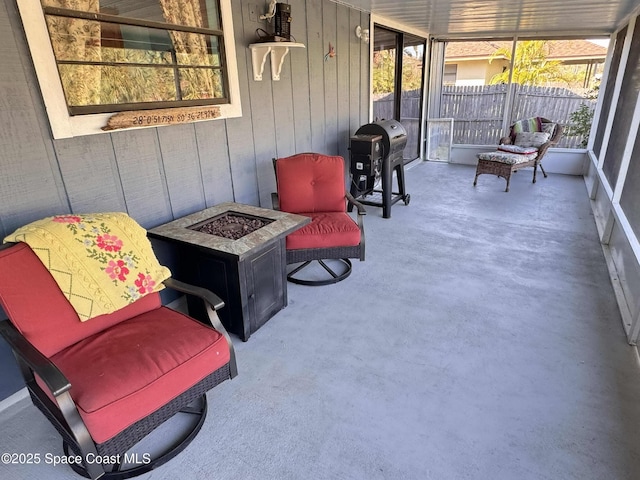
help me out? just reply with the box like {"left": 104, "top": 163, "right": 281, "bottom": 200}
{"left": 0, "top": 242, "right": 237, "bottom": 479}
{"left": 272, "top": 153, "right": 366, "bottom": 286}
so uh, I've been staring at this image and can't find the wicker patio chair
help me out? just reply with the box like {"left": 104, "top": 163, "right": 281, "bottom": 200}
{"left": 474, "top": 117, "right": 563, "bottom": 192}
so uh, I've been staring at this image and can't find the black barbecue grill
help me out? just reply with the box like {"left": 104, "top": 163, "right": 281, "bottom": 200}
{"left": 349, "top": 119, "right": 410, "bottom": 218}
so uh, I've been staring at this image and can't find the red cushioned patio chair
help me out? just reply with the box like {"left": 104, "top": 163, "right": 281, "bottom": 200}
{"left": 0, "top": 242, "right": 237, "bottom": 479}
{"left": 272, "top": 153, "right": 366, "bottom": 286}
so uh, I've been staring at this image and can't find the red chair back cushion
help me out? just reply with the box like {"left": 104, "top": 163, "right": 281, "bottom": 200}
{"left": 276, "top": 153, "right": 347, "bottom": 213}
{"left": 0, "top": 243, "right": 161, "bottom": 357}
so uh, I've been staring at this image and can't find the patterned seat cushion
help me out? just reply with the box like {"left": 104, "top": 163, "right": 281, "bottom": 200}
{"left": 477, "top": 151, "right": 538, "bottom": 165}
{"left": 497, "top": 144, "right": 538, "bottom": 154}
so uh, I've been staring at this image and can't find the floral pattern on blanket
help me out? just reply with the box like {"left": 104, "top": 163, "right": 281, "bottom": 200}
{"left": 4, "top": 213, "right": 171, "bottom": 321}
{"left": 58, "top": 215, "right": 159, "bottom": 301}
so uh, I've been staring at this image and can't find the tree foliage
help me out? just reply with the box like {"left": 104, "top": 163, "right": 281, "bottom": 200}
{"left": 372, "top": 48, "right": 423, "bottom": 95}
{"left": 489, "top": 41, "right": 573, "bottom": 86}
{"left": 565, "top": 85, "right": 599, "bottom": 147}
{"left": 565, "top": 104, "right": 594, "bottom": 147}
{"left": 372, "top": 50, "right": 396, "bottom": 95}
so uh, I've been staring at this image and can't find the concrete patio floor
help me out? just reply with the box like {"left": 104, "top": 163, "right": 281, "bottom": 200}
{"left": 1, "top": 161, "right": 639, "bottom": 480}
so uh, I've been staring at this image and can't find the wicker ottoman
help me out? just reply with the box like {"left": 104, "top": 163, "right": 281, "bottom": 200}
{"left": 473, "top": 150, "right": 540, "bottom": 192}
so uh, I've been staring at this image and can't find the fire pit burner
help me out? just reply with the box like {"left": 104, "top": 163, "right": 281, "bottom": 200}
{"left": 189, "top": 211, "right": 274, "bottom": 240}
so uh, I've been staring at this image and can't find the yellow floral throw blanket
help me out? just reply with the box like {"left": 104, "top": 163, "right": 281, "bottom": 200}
{"left": 4, "top": 212, "right": 171, "bottom": 321}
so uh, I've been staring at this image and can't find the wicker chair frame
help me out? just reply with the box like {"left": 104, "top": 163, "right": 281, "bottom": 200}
{"left": 473, "top": 117, "right": 563, "bottom": 192}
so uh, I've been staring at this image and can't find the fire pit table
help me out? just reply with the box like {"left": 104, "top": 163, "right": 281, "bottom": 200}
{"left": 148, "top": 203, "right": 309, "bottom": 341}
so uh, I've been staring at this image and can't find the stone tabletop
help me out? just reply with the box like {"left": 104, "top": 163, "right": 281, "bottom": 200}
{"left": 148, "top": 203, "right": 309, "bottom": 259}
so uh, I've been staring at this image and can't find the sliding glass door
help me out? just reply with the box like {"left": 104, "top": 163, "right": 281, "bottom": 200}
{"left": 373, "top": 26, "right": 426, "bottom": 162}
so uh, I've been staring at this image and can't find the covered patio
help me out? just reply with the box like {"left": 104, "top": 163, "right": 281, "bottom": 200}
{"left": 2, "top": 161, "right": 639, "bottom": 479}
{"left": 2, "top": 0, "right": 640, "bottom": 478}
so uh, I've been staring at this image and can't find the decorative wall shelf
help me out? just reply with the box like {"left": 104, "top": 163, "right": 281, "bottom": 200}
{"left": 249, "top": 42, "right": 305, "bottom": 81}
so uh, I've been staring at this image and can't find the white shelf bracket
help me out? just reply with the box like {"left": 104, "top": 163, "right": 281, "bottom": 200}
{"left": 270, "top": 46, "right": 289, "bottom": 81}
{"left": 249, "top": 43, "right": 305, "bottom": 81}
{"left": 250, "top": 45, "right": 271, "bottom": 81}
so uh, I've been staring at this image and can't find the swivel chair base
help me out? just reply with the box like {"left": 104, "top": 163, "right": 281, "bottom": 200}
{"left": 287, "top": 259, "right": 352, "bottom": 286}
{"left": 65, "top": 395, "right": 208, "bottom": 480}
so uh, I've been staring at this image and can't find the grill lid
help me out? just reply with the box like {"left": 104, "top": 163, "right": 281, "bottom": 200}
{"left": 355, "top": 120, "right": 407, "bottom": 157}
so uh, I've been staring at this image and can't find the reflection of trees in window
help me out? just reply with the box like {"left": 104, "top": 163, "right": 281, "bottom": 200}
{"left": 41, "top": 0, "right": 225, "bottom": 113}
{"left": 372, "top": 49, "right": 396, "bottom": 95}
{"left": 374, "top": 48, "right": 424, "bottom": 94}
{"left": 401, "top": 46, "right": 423, "bottom": 91}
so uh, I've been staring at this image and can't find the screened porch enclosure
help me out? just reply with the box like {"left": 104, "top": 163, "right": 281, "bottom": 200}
{"left": 423, "top": 38, "right": 608, "bottom": 149}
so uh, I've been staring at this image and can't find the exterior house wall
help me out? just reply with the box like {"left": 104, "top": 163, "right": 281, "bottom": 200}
{"left": 0, "top": 0, "right": 370, "bottom": 401}
{"left": 484, "top": 60, "right": 508, "bottom": 84}
{"left": 448, "top": 59, "right": 507, "bottom": 86}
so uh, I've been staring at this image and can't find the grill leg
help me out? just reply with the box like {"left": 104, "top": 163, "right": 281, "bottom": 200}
{"left": 395, "top": 163, "right": 406, "bottom": 197}
{"left": 382, "top": 159, "right": 392, "bottom": 218}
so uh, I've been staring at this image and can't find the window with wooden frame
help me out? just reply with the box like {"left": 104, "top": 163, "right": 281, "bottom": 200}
{"left": 18, "top": 0, "right": 241, "bottom": 138}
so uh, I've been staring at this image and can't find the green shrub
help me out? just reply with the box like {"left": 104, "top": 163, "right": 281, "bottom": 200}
{"left": 566, "top": 103, "right": 594, "bottom": 148}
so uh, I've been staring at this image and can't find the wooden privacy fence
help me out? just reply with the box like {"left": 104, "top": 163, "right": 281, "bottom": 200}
{"left": 373, "top": 84, "right": 595, "bottom": 149}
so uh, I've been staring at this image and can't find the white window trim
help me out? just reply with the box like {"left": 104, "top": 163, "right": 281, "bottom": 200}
{"left": 17, "top": 0, "right": 241, "bottom": 139}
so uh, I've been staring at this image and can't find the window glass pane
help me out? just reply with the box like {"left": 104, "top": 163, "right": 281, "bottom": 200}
{"left": 59, "top": 64, "right": 177, "bottom": 106}
{"left": 145, "top": 0, "right": 220, "bottom": 29}
{"left": 400, "top": 33, "right": 425, "bottom": 161}
{"left": 43, "top": 10, "right": 226, "bottom": 112}
{"left": 372, "top": 27, "right": 398, "bottom": 121}
{"left": 41, "top": 0, "right": 221, "bottom": 30}
{"left": 173, "top": 34, "right": 221, "bottom": 67}
{"left": 179, "top": 68, "right": 223, "bottom": 99}
{"left": 45, "top": 17, "right": 174, "bottom": 63}
{"left": 46, "top": 18, "right": 221, "bottom": 67}
{"left": 44, "top": 15, "right": 102, "bottom": 62}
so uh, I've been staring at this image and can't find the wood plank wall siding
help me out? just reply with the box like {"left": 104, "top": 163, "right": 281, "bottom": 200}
{"left": 0, "top": 0, "right": 370, "bottom": 400}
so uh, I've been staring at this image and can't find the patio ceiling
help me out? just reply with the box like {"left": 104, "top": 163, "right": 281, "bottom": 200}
{"left": 338, "top": 0, "right": 640, "bottom": 37}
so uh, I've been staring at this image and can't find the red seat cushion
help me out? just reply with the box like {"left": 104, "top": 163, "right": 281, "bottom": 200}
{"left": 0, "top": 243, "right": 161, "bottom": 357}
{"left": 286, "top": 212, "right": 361, "bottom": 250}
{"left": 276, "top": 153, "right": 347, "bottom": 213}
{"left": 42, "top": 306, "right": 230, "bottom": 444}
